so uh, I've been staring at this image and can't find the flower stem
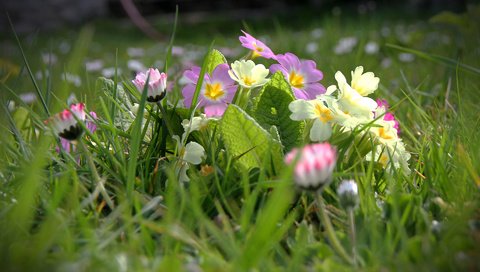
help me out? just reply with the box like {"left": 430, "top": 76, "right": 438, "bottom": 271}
{"left": 157, "top": 101, "right": 174, "bottom": 137}
{"left": 78, "top": 140, "right": 115, "bottom": 210}
{"left": 315, "top": 192, "right": 353, "bottom": 265}
{"left": 348, "top": 207, "right": 358, "bottom": 267}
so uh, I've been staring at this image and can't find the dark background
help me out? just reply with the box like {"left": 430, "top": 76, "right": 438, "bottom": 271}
{"left": 0, "top": 0, "right": 469, "bottom": 33}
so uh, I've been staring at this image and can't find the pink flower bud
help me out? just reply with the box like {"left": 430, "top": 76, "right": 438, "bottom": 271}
{"left": 132, "top": 68, "right": 167, "bottom": 102}
{"left": 46, "top": 103, "right": 86, "bottom": 140}
{"left": 285, "top": 143, "right": 336, "bottom": 190}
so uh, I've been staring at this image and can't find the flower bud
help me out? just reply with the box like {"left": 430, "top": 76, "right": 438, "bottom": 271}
{"left": 337, "top": 180, "right": 359, "bottom": 210}
{"left": 285, "top": 143, "right": 336, "bottom": 191}
{"left": 45, "top": 103, "right": 86, "bottom": 140}
{"left": 132, "top": 68, "right": 167, "bottom": 102}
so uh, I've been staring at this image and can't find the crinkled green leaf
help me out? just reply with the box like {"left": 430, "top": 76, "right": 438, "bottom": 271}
{"left": 206, "top": 49, "right": 227, "bottom": 74}
{"left": 220, "top": 104, "right": 283, "bottom": 172}
{"left": 253, "top": 71, "right": 303, "bottom": 151}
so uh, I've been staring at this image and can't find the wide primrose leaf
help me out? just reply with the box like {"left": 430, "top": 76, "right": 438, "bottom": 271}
{"left": 253, "top": 71, "right": 304, "bottom": 151}
{"left": 206, "top": 49, "right": 227, "bottom": 74}
{"left": 220, "top": 104, "right": 283, "bottom": 173}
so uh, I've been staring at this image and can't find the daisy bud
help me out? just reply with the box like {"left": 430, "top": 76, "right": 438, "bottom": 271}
{"left": 337, "top": 180, "right": 359, "bottom": 210}
{"left": 46, "top": 103, "right": 86, "bottom": 141}
{"left": 132, "top": 68, "right": 167, "bottom": 102}
{"left": 285, "top": 143, "right": 336, "bottom": 191}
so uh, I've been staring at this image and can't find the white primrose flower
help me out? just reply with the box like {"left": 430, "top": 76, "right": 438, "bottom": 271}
{"left": 173, "top": 135, "right": 206, "bottom": 183}
{"left": 181, "top": 113, "right": 211, "bottom": 136}
{"left": 366, "top": 141, "right": 411, "bottom": 175}
{"left": 330, "top": 70, "right": 378, "bottom": 119}
{"left": 289, "top": 95, "right": 337, "bottom": 142}
{"left": 350, "top": 66, "right": 380, "bottom": 96}
{"left": 228, "top": 60, "right": 269, "bottom": 89}
{"left": 368, "top": 119, "right": 400, "bottom": 146}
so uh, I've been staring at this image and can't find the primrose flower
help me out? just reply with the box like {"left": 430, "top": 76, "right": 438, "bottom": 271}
{"left": 350, "top": 66, "right": 380, "bottom": 96}
{"left": 270, "top": 52, "right": 326, "bottom": 100}
{"left": 337, "top": 180, "right": 359, "bottom": 210}
{"left": 239, "top": 31, "right": 276, "bottom": 59}
{"left": 285, "top": 143, "right": 336, "bottom": 191}
{"left": 369, "top": 119, "right": 399, "bottom": 147}
{"left": 289, "top": 96, "right": 337, "bottom": 142}
{"left": 328, "top": 69, "right": 378, "bottom": 119}
{"left": 366, "top": 142, "right": 411, "bottom": 175}
{"left": 46, "top": 103, "right": 86, "bottom": 141}
{"left": 375, "top": 99, "right": 400, "bottom": 134}
{"left": 228, "top": 60, "right": 269, "bottom": 89}
{"left": 182, "top": 64, "right": 237, "bottom": 117}
{"left": 173, "top": 135, "right": 206, "bottom": 183}
{"left": 132, "top": 68, "right": 167, "bottom": 102}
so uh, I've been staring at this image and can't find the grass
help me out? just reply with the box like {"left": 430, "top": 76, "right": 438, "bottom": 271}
{"left": 1, "top": 4, "right": 479, "bottom": 271}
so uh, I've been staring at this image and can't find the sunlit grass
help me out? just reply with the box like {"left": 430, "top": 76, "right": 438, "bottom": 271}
{"left": 0, "top": 5, "right": 479, "bottom": 271}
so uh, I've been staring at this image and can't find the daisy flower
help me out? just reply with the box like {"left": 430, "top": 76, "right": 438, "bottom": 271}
{"left": 132, "top": 68, "right": 167, "bottom": 102}
{"left": 45, "top": 103, "right": 86, "bottom": 141}
{"left": 284, "top": 143, "right": 336, "bottom": 190}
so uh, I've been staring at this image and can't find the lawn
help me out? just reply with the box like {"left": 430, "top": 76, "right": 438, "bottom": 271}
{"left": 1, "top": 4, "right": 479, "bottom": 271}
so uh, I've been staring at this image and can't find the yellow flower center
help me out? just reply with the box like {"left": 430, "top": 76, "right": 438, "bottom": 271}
{"left": 379, "top": 153, "right": 389, "bottom": 167}
{"left": 204, "top": 83, "right": 225, "bottom": 100}
{"left": 242, "top": 76, "right": 256, "bottom": 87}
{"left": 314, "top": 102, "right": 333, "bottom": 123}
{"left": 289, "top": 71, "right": 304, "bottom": 88}
{"left": 253, "top": 42, "right": 264, "bottom": 52}
{"left": 378, "top": 127, "right": 394, "bottom": 140}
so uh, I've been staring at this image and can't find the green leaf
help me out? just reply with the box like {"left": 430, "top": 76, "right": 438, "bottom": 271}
{"left": 253, "top": 71, "right": 303, "bottom": 151}
{"left": 206, "top": 49, "right": 227, "bottom": 74}
{"left": 95, "top": 77, "right": 125, "bottom": 95}
{"left": 220, "top": 104, "right": 283, "bottom": 172}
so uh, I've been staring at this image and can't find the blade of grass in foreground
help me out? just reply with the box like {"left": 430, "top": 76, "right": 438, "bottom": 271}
{"left": 8, "top": 15, "right": 49, "bottom": 116}
{"left": 126, "top": 76, "right": 149, "bottom": 201}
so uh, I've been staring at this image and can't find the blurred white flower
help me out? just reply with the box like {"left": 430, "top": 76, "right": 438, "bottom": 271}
{"left": 305, "top": 42, "right": 318, "bottom": 54}
{"left": 127, "top": 59, "right": 146, "bottom": 73}
{"left": 127, "top": 47, "right": 145, "bottom": 58}
{"left": 19, "top": 92, "right": 37, "bottom": 104}
{"left": 171, "top": 46, "right": 185, "bottom": 56}
{"left": 41, "top": 53, "right": 57, "bottom": 65}
{"left": 310, "top": 28, "right": 324, "bottom": 39}
{"left": 364, "top": 41, "right": 379, "bottom": 55}
{"left": 59, "top": 41, "right": 70, "bottom": 54}
{"left": 102, "top": 67, "right": 123, "bottom": 78}
{"left": 398, "top": 53, "right": 415, "bottom": 62}
{"left": 381, "top": 58, "right": 392, "bottom": 68}
{"left": 85, "top": 59, "right": 104, "bottom": 72}
{"left": 334, "top": 36, "right": 358, "bottom": 55}
{"left": 62, "top": 72, "right": 82, "bottom": 87}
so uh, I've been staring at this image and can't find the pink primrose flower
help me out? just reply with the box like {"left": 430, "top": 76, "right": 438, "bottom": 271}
{"left": 270, "top": 52, "right": 326, "bottom": 100}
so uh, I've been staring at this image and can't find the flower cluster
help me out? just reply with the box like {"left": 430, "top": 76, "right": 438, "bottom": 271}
{"left": 48, "top": 29, "right": 409, "bottom": 184}
{"left": 289, "top": 66, "right": 410, "bottom": 175}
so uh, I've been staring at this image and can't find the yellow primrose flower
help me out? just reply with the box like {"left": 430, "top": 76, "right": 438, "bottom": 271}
{"left": 366, "top": 142, "right": 411, "bottom": 175}
{"left": 289, "top": 96, "right": 338, "bottom": 141}
{"left": 228, "top": 60, "right": 269, "bottom": 89}
{"left": 350, "top": 66, "right": 380, "bottom": 96}
{"left": 330, "top": 71, "right": 378, "bottom": 119}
